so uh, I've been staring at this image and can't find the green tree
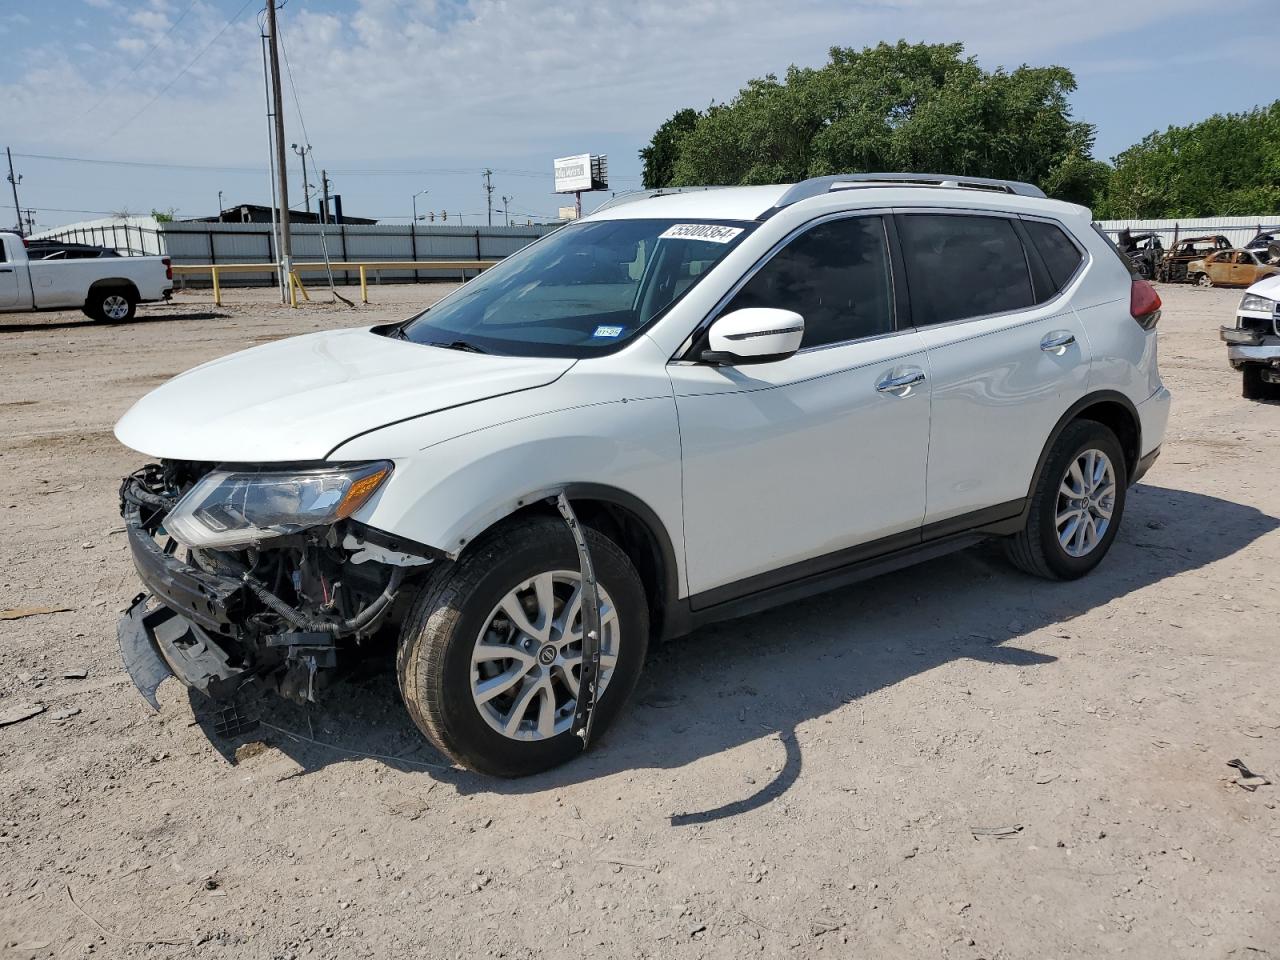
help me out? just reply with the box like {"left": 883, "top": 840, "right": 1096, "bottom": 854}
{"left": 1097, "top": 102, "right": 1280, "bottom": 218}
{"left": 639, "top": 108, "right": 700, "bottom": 188}
{"left": 643, "top": 41, "right": 1106, "bottom": 206}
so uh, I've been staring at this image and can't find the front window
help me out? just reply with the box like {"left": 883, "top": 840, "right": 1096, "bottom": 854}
{"left": 398, "top": 218, "right": 754, "bottom": 357}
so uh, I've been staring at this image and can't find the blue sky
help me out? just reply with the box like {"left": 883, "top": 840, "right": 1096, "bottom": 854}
{"left": 1, "top": 0, "right": 1273, "bottom": 231}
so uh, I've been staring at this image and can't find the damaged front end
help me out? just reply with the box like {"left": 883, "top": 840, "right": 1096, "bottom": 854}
{"left": 117, "top": 460, "right": 436, "bottom": 720}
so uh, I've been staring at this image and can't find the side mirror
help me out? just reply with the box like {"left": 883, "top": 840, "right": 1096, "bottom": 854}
{"left": 700, "top": 308, "right": 804, "bottom": 365}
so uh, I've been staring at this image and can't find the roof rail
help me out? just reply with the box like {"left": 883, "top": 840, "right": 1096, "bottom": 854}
{"left": 773, "top": 172, "right": 1046, "bottom": 209}
{"left": 592, "top": 185, "right": 726, "bottom": 213}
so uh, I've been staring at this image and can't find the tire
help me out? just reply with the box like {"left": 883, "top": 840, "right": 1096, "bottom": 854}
{"left": 1242, "top": 366, "right": 1278, "bottom": 401}
{"left": 1193, "top": 273, "right": 1212, "bottom": 288}
{"left": 86, "top": 288, "right": 136, "bottom": 322}
{"left": 1004, "top": 420, "right": 1128, "bottom": 580}
{"left": 396, "top": 515, "right": 649, "bottom": 777}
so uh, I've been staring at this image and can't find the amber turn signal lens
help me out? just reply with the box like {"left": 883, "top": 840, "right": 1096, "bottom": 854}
{"left": 336, "top": 467, "right": 390, "bottom": 519}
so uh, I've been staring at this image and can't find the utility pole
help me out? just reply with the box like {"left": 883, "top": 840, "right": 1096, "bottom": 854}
{"left": 482, "top": 168, "right": 494, "bottom": 226}
{"left": 264, "top": 0, "right": 292, "bottom": 301}
{"left": 6, "top": 147, "right": 24, "bottom": 236}
{"left": 21, "top": 208, "right": 36, "bottom": 235}
{"left": 290, "top": 143, "right": 312, "bottom": 213}
{"left": 501, "top": 195, "right": 512, "bottom": 226}
{"left": 320, "top": 169, "right": 331, "bottom": 224}
{"left": 217, "top": 189, "right": 223, "bottom": 220}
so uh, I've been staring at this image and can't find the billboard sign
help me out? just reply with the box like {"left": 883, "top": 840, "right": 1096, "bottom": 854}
{"left": 554, "top": 154, "right": 593, "bottom": 194}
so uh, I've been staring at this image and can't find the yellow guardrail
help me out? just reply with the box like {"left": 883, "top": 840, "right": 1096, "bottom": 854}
{"left": 171, "top": 260, "right": 499, "bottom": 306}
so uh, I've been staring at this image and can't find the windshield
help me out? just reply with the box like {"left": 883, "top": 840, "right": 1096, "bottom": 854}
{"left": 398, "top": 218, "right": 754, "bottom": 357}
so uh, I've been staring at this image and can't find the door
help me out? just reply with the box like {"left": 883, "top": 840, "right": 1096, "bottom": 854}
{"left": 1234, "top": 250, "right": 1262, "bottom": 287}
{"left": 668, "top": 214, "right": 931, "bottom": 602}
{"left": 896, "top": 212, "right": 1094, "bottom": 528}
{"left": 0, "top": 240, "right": 20, "bottom": 308}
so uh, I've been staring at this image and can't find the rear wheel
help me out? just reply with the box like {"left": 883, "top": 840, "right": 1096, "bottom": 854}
{"left": 86, "top": 288, "right": 136, "bottom": 322}
{"left": 396, "top": 516, "right": 648, "bottom": 777}
{"left": 1005, "top": 420, "right": 1128, "bottom": 580}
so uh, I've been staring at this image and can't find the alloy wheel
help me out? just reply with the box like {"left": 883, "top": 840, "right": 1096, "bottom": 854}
{"left": 1056, "top": 448, "right": 1116, "bottom": 558}
{"left": 102, "top": 294, "right": 131, "bottom": 320}
{"left": 470, "top": 571, "right": 619, "bottom": 741}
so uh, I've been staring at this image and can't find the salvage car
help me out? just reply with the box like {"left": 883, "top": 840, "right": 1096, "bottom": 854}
{"left": 1117, "top": 229, "right": 1163, "bottom": 280}
{"left": 1187, "top": 248, "right": 1280, "bottom": 288}
{"left": 1221, "top": 273, "right": 1280, "bottom": 399}
{"left": 1156, "top": 234, "right": 1232, "bottom": 283}
{"left": 115, "top": 173, "right": 1171, "bottom": 776}
{"left": 0, "top": 231, "right": 171, "bottom": 320}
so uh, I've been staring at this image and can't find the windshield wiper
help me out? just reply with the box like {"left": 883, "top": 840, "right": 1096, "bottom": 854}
{"left": 435, "top": 339, "right": 488, "bottom": 354}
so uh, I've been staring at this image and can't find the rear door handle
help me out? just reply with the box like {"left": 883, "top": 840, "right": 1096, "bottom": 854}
{"left": 875, "top": 369, "right": 927, "bottom": 396}
{"left": 1040, "top": 331, "right": 1076, "bottom": 353}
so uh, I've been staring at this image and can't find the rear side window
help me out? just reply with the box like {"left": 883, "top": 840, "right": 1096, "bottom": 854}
{"left": 896, "top": 214, "right": 1034, "bottom": 326}
{"left": 725, "top": 216, "right": 894, "bottom": 349}
{"left": 1023, "top": 220, "right": 1084, "bottom": 292}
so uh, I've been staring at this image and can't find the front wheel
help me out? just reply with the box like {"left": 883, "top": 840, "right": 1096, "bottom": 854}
{"left": 1242, "top": 365, "right": 1279, "bottom": 401}
{"left": 1193, "top": 272, "right": 1213, "bottom": 288}
{"left": 1005, "top": 420, "right": 1128, "bottom": 580}
{"left": 396, "top": 515, "right": 649, "bottom": 777}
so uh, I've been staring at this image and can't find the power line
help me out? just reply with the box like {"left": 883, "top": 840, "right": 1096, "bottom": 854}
{"left": 10, "top": 151, "right": 640, "bottom": 183}
{"left": 79, "top": 0, "right": 200, "bottom": 119}
{"left": 109, "top": 0, "right": 258, "bottom": 138}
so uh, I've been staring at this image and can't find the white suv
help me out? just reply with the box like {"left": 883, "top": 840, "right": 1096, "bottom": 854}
{"left": 115, "top": 173, "right": 1171, "bottom": 776}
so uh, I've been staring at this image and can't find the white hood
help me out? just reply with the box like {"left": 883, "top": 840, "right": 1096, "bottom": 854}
{"left": 1246, "top": 273, "right": 1280, "bottom": 299}
{"left": 114, "top": 328, "right": 574, "bottom": 462}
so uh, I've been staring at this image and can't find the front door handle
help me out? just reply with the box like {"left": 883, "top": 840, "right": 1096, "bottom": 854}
{"left": 875, "top": 369, "right": 927, "bottom": 396}
{"left": 1040, "top": 331, "right": 1076, "bottom": 354}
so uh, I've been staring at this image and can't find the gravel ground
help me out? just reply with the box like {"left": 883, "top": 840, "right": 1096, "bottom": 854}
{"left": 0, "top": 282, "right": 1277, "bottom": 959}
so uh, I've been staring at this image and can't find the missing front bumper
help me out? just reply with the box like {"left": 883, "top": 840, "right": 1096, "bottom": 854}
{"left": 117, "top": 593, "right": 252, "bottom": 709}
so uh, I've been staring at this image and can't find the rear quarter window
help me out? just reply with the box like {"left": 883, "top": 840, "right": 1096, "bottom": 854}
{"left": 1023, "top": 220, "right": 1084, "bottom": 292}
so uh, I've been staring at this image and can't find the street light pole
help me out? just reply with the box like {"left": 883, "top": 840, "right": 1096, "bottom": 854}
{"left": 501, "top": 195, "right": 512, "bottom": 226}
{"left": 412, "top": 188, "right": 429, "bottom": 225}
{"left": 217, "top": 189, "right": 223, "bottom": 221}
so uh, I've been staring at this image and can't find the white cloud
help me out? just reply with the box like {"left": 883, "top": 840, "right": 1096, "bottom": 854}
{"left": 1, "top": 0, "right": 1269, "bottom": 225}
{"left": 3, "top": 0, "right": 1217, "bottom": 169}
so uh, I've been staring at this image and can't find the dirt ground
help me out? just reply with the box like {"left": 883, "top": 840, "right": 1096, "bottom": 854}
{"left": 1, "top": 282, "right": 1277, "bottom": 959}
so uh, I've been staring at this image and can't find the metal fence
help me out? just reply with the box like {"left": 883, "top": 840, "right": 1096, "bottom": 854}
{"left": 32, "top": 219, "right": 558, "bottom": 286}
{"left": 1096, "top": 216, "right": 1279, "bottom": 249}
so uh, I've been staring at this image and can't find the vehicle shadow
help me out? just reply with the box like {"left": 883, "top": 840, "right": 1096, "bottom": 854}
{"left": 0, "top": 311, "right": 229, "bottom": 333}
{"left": 191, "top": 482, "right": 1278, "bottom": 822}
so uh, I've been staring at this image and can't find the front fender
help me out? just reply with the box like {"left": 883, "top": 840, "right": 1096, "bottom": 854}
{"left": 336, "top": 393, "right": 688, "bottom": 597}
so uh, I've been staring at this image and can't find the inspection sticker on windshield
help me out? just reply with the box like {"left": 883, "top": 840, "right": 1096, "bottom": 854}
{"left": 593, "top": 325, "right": 625, "bottom": 339}
{"left": 659, "top": 223, "right": 743, "bottom": 244}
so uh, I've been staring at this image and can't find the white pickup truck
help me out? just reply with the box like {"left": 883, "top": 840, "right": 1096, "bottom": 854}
{"left": 0, "top": 232, "right": 173, "bottom": 321}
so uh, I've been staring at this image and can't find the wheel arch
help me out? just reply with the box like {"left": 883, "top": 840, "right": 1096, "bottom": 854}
{"left": 1027, "top": 391, "right": 1142, "bottom": 498}
{"left": 86, "top": 278, "right": 141, "bottom": 303}
{"left": 457, "top": 482, "right": 682, "bottom": 643}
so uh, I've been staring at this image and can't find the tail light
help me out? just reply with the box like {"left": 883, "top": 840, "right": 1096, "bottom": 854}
{"left": 1130, "top": 278, "right": 1161, "bottom": 330}
{"left": 162, "top": 257, "right": 172, "bottom": 281}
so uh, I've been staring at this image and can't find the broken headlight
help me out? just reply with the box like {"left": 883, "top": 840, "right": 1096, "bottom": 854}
{"left": 164, "top": 462, "right": 392, "bottom": 550}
